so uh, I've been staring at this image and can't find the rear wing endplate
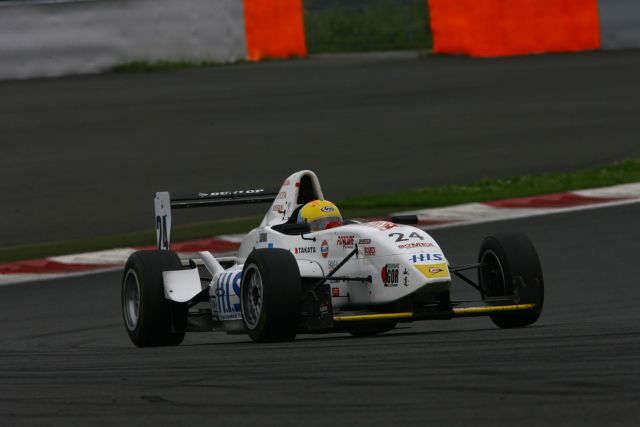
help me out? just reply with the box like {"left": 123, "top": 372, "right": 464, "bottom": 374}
{"left": 154, "top": 189, "right": 278, "bottom": 250}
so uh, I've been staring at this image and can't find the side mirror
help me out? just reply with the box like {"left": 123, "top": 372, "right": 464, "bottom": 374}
{"left": 391, "top": 215, "right": 418, "bottom": 225}
{"left": 279, "top": 222, "right": 311, "bottom": 236}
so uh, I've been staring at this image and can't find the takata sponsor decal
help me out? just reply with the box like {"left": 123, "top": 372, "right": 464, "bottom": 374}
{"left": 336, "top": 235, "right": 355, "bottom": 248}
{"left": 259, "top": 233, "right": 268, "bottom": 243}
{"left": 320, "top": 205, "right": 335, "bottom": 213}
{"left": 398, "top": 242, "right": 435, "bottom": 249}
{"left": 358, "top": 239, "right": 371, "bottom": 244}
{"left": 332, "top": 287, "right": 340, "bottom": 297}
{"left": 381, "top": 263, "right": 399, "bottom": 287}
{"left": 321, "top": 240, "right": 329, "bottom": 258}
{"left": 198, "top": 189, "right": 265, "bottom": 197}
{"left": 294, "top": 246, "right": 316, "bottom": 254}
{"left": 364, "top": 247, "right": 376, "bottom": 256}
{"left": 364, "top": 221, "right": 397, "bottom": 231}
{"left": 411, "top": 253, "right": 443, "bottom": 262}
{"left": 415, "top": 263, "right": 449, "bottom": 279}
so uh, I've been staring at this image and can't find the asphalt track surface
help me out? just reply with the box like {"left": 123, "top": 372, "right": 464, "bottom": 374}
{"left": 1, "top": 204, "right": 639, "bottom": 426}
{"left": 3, "top": 50, "right": 640, "bottom": 246}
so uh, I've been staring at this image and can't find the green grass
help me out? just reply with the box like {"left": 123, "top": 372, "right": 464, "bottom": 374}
{"left": 339, "top": 159, "right": 640, "bottom": 210}
{"left": 2, "top": 159, "right": 639, "bottom": 263}
{"left": 304, "top": 0, "right": 432, "bottom": 54}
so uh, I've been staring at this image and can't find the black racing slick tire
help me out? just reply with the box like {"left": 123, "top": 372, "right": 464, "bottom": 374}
{"left": 241, "top": 249, "right": 301, "bottom": 343}
{"left": 478, "top": 232, "right": 544, "bottom": 329}
{"left": 122, "top": 250, "right": 187, "bottom": 347}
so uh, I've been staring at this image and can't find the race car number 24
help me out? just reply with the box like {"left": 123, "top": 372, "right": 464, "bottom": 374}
{"left": 388, "top": 231, "right": 424, "bottom": 242}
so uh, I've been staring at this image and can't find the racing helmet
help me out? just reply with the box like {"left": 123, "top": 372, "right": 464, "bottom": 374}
{"left": 297, "top": 200, "right": 342, "bottom": 232}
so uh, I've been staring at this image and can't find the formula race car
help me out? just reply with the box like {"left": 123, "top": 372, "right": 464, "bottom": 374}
{"left": 121, "top": 170, "right": 544, "bottom": 346}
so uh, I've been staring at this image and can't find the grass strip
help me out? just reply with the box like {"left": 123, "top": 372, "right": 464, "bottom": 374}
{"left": 2, "top": 159, "right": 639, "bottom": 264}
{"left": 339, "top": 159, "right": 640, "bottom": 210}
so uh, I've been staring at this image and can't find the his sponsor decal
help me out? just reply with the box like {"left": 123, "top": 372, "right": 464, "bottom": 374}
{"left": 364, "top": 221, "right": 397, "bottom": 231}
{"left": 294, "top": 246, "right": 316, "bottom": 254}
{"left": 214, "top": 271, "right": 242, "bottom": 320}
{"left": 411, "top": 253, "right": 443, "bottom": 263}
{"left": 332, "top": 287, "right": 340, "bottom": 297}
{"left": 364, "top": 247, "right": 376, "bottom": 256}
{"left": 259, "top": 233, "right": 268, "bottom": 243}
{"left": 398, "top": 242, "right": 435, "bottom": 249}
{"left": 337, "top": 235, "right": 355, "bottom": 248}
{"left": 321, "top": 240, "right": 329, "bottom": 258}
{"left": 320, "top": 205, "right": 335, "bottom": 213}
{"left": 358, "top": 239, "right": 371, "bottom": 245}
{"left": 415, "top": 262, "right": 449, "bottom": 279}
{"left": 381, "top": 263, "right": 400, "bottom": 287}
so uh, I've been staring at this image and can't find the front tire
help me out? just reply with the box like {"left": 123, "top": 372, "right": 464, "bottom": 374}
{"left": 241, "top": 249, "right": 301, "bottom": 342}
{"left": 478, "top": 232, "right": 544, "bottom": 328}
{"left": 122, "top": 250, "right": 187, "bottom": 347}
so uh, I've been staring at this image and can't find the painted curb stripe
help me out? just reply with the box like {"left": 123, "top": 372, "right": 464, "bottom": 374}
{"left": 2, "top": 183, "right": 640, "bottom": 285}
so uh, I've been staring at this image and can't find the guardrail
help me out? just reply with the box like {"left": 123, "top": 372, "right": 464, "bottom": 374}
{"left": 1, "top": 0, "right": 639, "bottom": 80}
{"left": 0, "top": 0, "right": 247, "bottom": 80}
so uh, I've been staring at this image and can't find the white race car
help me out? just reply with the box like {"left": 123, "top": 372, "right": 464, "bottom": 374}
{"left": 121, "top": 170, "right": 544, "bottom": 345}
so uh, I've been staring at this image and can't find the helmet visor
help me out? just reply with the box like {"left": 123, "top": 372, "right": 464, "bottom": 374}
{"left": 308, "top": 216, "right": 342, "bottom": 232}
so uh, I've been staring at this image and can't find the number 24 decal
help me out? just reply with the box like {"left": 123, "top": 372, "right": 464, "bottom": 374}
{"left": 388, "top": 232, "right": 424, "bottom": 242}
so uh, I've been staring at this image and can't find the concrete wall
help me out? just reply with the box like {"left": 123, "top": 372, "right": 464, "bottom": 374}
{"left": 0, "top": 0, "right": 247, "bottom": 80}
{"left": 599, "top": 0, "right": 640, "bottom": 50}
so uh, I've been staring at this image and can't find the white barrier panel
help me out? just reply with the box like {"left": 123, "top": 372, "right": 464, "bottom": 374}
{"left": 0, "top": 0, "right": 247, "bottom": 80}
{"left": 599, "top": 0, "right": 640, "bottom": 50}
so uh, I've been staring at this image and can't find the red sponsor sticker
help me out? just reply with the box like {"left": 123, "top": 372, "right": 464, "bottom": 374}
{"left": 398, "top": 242, "right": 434, "bottom": 249}
{"left": 332, "top": 287, "right": 340, "bottom": 297}
{"left": 364, "top": 221, "right": 397, "bottom": 231}
{"left": 337, "top": 235, "right": 355, "bottom": 248}
{"left": 364, "top": 247, "right": 376, "bottom": 256}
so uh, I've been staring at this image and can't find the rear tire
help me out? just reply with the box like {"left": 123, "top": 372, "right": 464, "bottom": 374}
{"left": 122, "top": 250, "right": 187, "bottom": 347}
{"left": 241, "top": 249, "right": 301, "bottom": 343}
{"left": 478, "top": 233, "right": 544, "bottom": 328}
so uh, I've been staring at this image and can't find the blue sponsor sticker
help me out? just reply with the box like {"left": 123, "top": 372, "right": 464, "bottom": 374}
{"left": 411, "top": 253, "right": 443, "bottom": 263}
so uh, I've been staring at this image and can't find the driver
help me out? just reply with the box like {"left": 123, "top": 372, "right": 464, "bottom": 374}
{"left": 297, "top": 200, "right": 343, "bottom": 232}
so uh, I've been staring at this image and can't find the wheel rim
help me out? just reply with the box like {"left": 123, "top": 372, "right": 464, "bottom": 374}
{"left": 123, "top": 269, "right": 141, "bottom": 331}
{"left": 242, "top": 265, "right": 263, "bottom": 329}
{"left": 480, "top": 249, "right": 507, "bottom": 297}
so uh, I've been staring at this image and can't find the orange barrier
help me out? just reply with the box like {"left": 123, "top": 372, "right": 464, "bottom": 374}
{"left": 243, "top": 0, "right": 307, "bottom": 61}
{"left": 428, "top": 0, "right": 601, "bottom": 57}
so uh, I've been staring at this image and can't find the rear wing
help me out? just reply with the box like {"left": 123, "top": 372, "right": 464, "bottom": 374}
{"left": 154, "top": 188, "right": 278, "bottom": 250}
